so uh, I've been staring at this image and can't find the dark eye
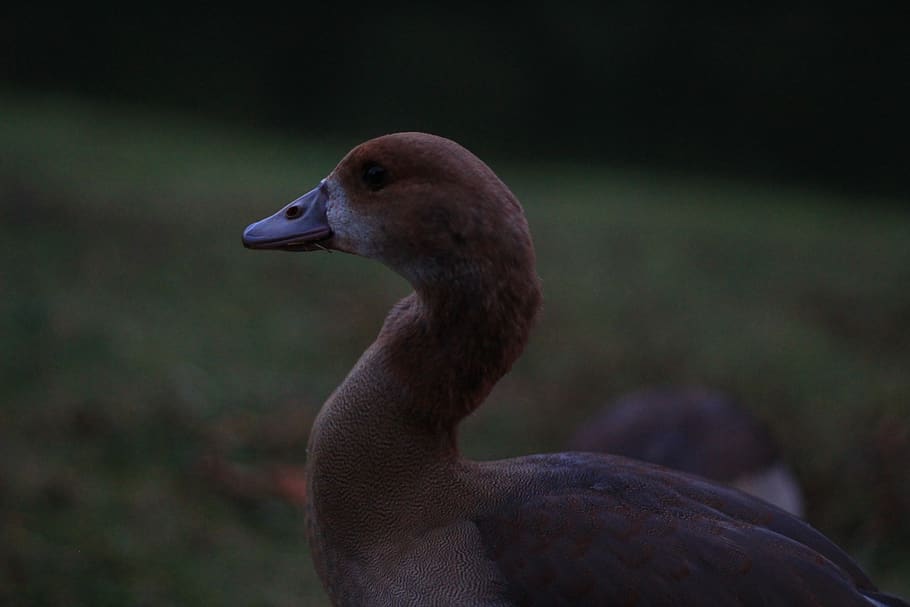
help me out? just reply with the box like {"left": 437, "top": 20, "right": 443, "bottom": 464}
{"left": 362, "top": 163, "right": 388, "bottom": 191}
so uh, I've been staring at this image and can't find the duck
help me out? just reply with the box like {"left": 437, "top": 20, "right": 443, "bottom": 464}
{"left": 242, "top": 132, "right": 907, "bottom": 606}
{"left": 567, "top": 387, "right": 806, "bottom": 517}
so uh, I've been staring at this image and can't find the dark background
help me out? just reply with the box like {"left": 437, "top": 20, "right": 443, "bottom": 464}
{"left": 3, "top": 4, "right": 908, "bottom": 197}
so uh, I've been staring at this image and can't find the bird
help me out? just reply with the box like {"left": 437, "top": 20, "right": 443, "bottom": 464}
{"left": 242, "top": 132, "right": 906, "bottom": 606}
{"left": 567, "top": 387, "right": 805, "bottom": 517}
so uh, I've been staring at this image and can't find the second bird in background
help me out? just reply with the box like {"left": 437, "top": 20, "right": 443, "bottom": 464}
{"left": 567, "top": 387, "right": 805, "bottom": 517}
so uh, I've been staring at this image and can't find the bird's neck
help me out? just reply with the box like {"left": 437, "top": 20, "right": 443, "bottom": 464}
{"left": 305, "top": 253, "right": 541, "bottom": 547}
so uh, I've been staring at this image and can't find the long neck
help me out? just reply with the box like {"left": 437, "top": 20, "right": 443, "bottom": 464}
{"left": 385, "top": 260, "right": 542, "bottom": 436}
{"left": 305, "top": 248, "right": 540, "bottom": 548}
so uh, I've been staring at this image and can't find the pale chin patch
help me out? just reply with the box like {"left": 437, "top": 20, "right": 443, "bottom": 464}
{"left": 324, "top": 177, "right": 380, "bottom": 258}
{"left": 321, "top": 176, "right": 430, "bottom": 287}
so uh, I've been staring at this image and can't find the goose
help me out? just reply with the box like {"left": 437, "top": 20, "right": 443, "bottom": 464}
{"left": 567, "top": 387, "right": 806, "bottom": 517}
{"left": 242, "top": 133, "right": 906, "bottom": 606}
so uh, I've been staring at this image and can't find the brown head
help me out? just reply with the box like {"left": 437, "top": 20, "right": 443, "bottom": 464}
{"left": 243, "top": 132, "right": 542, "bottom": 428}
{"left": 243, "top": 132, "right": 536, "bottom": 291}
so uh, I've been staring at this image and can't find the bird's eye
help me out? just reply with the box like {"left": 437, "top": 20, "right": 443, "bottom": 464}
{"left": 362, "top": 163, "right": 388, "bottom": 191}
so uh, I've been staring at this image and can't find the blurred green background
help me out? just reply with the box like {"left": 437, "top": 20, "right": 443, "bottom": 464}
{"left": 2, "top": 6, "right": 909, "bottom": 605}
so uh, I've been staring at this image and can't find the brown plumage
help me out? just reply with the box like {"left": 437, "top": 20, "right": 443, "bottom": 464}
{"left": 242, "top": 133, "right": 906, "bottom": 606}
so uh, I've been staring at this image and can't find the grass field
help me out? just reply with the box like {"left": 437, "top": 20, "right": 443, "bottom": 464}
{"left": 1, "top": 91, "right": 908, "bottom": 605}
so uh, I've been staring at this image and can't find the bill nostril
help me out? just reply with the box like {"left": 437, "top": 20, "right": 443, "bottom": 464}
{"left": 285, "top": 205, "right": 302, "bottom": 219}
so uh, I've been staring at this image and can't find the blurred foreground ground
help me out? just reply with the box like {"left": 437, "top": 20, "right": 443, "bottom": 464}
{"left": 1, "top": 93, "right": 908, "bottom": 605}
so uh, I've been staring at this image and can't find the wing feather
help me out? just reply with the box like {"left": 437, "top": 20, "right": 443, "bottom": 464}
{"left": 473, "top": 453, "right": 906, "bottom": 606}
